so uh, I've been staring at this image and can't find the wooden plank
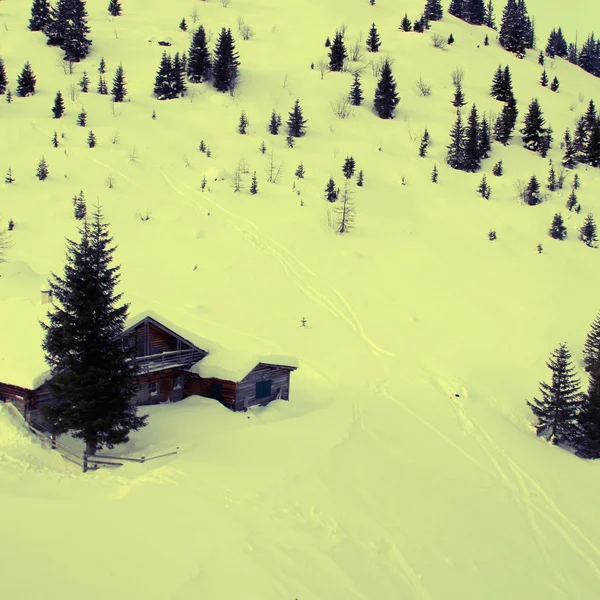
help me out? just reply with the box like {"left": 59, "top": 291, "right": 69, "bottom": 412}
{"left": 236, "top": 366, "right": 291, "bottom": 410}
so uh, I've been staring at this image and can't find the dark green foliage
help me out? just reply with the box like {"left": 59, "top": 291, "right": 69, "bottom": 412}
{"left": 492, "top": 160, "right": 503, "bottom": 175}
{"left": 463, "top": 104, "right": 482, "bottom": 172}
{"left": 36, "top": 156, "right": 49, "bottom": 180}
{"left": 550, "top": 76, "right": 559, "bottom": 92}
{"left": 357, "top": 170, "right": 364, "bottom": 186}
{"left": 52, "top": 0, "right": 92, "bottom": 62}
{"left": 154, "top": 52, "right": 172, "bottom": 99}
{"left": 399, "top": 14, "right": 412, "bottom": 32}
{"left": 490, "top": 65, "right": 514, "bottom": 102}
{"left": 547, "top": 160, "right": 557, "bottom": 190}
{"left": 566, "top": 189, "right": 577, "bottom": 211}
{"left": 249, "top": 172, "right": 258, "bottom": 194}
{"left": 212, "top": 28, "right": 240, "bottom": 93}
{"left": 87, "top": 130, "right": 96, "bottom": 148}
{"left": 446, "top": 111, "right": 466, "bottom": 169}
{"left": 187, "top": 26, "right": 211, "bottom": 83}
{"left": 40, "top": 205, "right": 147, "bottom": 455}
{"left": 488, "top": 229, "right": 497, "bottom": 240}
{"left": 325, "top": 177, "right": 338, "bottom": 202}
{"left": 238, "top": 110, "right": 249, "bottom": 134}
{"left": 573, "top": 117, "right": 588, "bottom": 159}
{"left": 524, "top": 174, "right": 541, "bottom": 205}
{"left": 366, "top": 23, "right": 381, "bottom": 52}
{"left": 573, "top": 173, "right": 580, "bottom": 189}
{"left": 295, "top": 163, "right": 305, "bottom": 179}
{"left": 538, "top": 50, "right": 544, "bottom": 65}
{"left": 484, "top": 34, "right": 489, "bottom": 46}
{"left": 287, "top": 99, "right": 307, "bottom": 137}
{"left": 521, "top": 98, "right": 547, "bottom": 153}
{"left": 540, "top": 69, "right": 548, "bottom": 86}
{"left": 78, "top": 71, "right": 90, "bottom": 93}
{"left": 16, "top": 61, "right": 37, "bottom": 97}
{"left": 373, "top": 59, "right": 399, "bottom": 119}
{"left": 268, "top": 109, "right": 282, "bottom": 134}
{"left": 452, "top": 83, "right": 467, "bottom": 107}
{"left": 424, "top": 0, "right": 443, "bottom": 21}
{"left": 329, "top": 31, "right": 347, "bottom": 71}
{"left": 578, "top": 33, "right": 600, "bottom": 77}
{"left": 342, "top": 157, "right": 356, "bottom": 179}
{"left": 0, "top": 58, "right": 7, "bottom": 95}
{"left": 171, "top": 52, "right": 187, "bottom": 97}
{"left": 448, "top": 0, "right": 463, "bottom": 19}
{"left": 349, "top": 73, "right": 363, "bottom": 106}
{"left": 5, "top": 167, "right": 14, "bottom": 184}
{"left": 586, "top": 120, "right": 600, "bottom": 167}
{"left": 549, "top": 213, "right": 566, "bottom": 239}
{"left": 179, "top": 18, "right": 187, "bottom": 32}
{"left": 111, "top": 64, "right": 127, "bottom": 102}
{"left": 577, "top": 374, "right": 600, "bottom": 459}
{"left": 499, "top": 0, "right": 532, "bottom": 55}
{"left": 286, "top": 134, "right": 295, "bottom": 148}
{"left": 583, "top": 100, "right": 597, "bottom": 131}
{"left": 431, "top": 164, "right": 438, "bottom": 182}
{"left": 583, "top": 314, "right": 600, "bottom": 373}
{"left": 73, "top": 191, "right": 86, "bottom": 220}
{"left": 580, "top": 213, "right": 598, "bottom": 247}
{"left": 478, "top": 114, "right": 491, "bottom": 159}
{"left": 447, "top": 33, "right": 454, "bottom": 44}
{"left": 97, "top": 75, "right": 108, "bottom": 95}
{"left": 77, "top": 107, "right": 87, "bottom": 127}
{"left": 448, "top": 0, "right": 485, "bottom": 25}
{"left": 526, "top": 343, "right": 582, "bottom": 445}
{"left": 413, "top": 17, "right": 424, "bottom": 33}
{"left": 539, "top": 126, "right": 553, "bottom": 158}
{"left": 545, "top": 27, "right": 568, "bottom": 58}
{"left": 477, "top": 174, "right": 491, "bottom": 199}
{"left": 52, "top": 90, "right": 65, "bottom": 118}
{"left": 99, "top": 57, "right": 106, "bottom": 74}
{"left": 6, "top": 89, "right": 13, "bottom": 103}
{"left": 325, "top": 36, "right": 331, "bottom": 47}
{"left": 29, "top": 0, "right": 51, "bottom": 31}
{"left": 493, "top": 94, "right": 518, "bottom": 145}
{"left": 108, "top": 0, "right": 122, "bottom": 17}
{"left": 419, "top": 128, "right": 430, "bottom": 157}
{"left": 484, "top": 0, "right": 496, "bottom": 29}
{"left": 52, "top": 130, "right": 59, "bottom": 148}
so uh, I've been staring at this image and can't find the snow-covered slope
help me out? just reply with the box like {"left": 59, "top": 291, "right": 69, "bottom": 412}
{"left": 1, "top": 0, "right": 600, "bottom": 598}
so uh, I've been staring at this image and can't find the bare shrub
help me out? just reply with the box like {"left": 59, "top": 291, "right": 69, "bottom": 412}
{"left": 129, "top": 147, "right": 138, "bottom": 163}
{"left": 316, "top": 58, "right": 328, "bottom": 80}
{"left": 370, "top": 55, "right": 394, "bottom": 77}
{"left": 221, "top": 0, "right": 231, "bottom": 7}
{"left": 431, "top": 33, "right": 447, "bottom": 50}
{"left": 349, "top": 39, "right": 363, "bottom": 62}
{"left": 190, "top": 7, "right": 199, "bottom": 23}
{"left": 135, "top": 210, "right": 151, "bottom": 221}
{"left": 451, "top": 67, "right": 464, "bottom": 87}
{"left": 338, "top": 24, "right": 348, "bottom": 37}
{"left": 105, "top": 174, "right": 115, "bottom": 188}
{"left": 240, "top": 24, "right": 253, "bottom": 40}
{"left": 67, "top": 82, "right": 80, "bottom": 102}
{"left": 331, "top": 95, "right": 355, "bottom": 119}
{"left": 110, "top": 131, "right": 120, "bottom": 144}
{"left": 416, "top": 74, "right": 432, "bottom": 96}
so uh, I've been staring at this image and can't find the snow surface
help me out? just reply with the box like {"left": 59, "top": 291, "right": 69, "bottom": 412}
{"left": 2, "top": 0, "right": 600, "bottom": 598}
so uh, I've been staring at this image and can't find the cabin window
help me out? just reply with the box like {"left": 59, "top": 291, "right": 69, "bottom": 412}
{"left": 210, "top": 383, "right": 223, "bottom": 400}
{"left": 149, "top": 381, "right": 158, "bottom": 396}
{"left": 173, "top": 375, "right": 183, "bottom": 390}
{"left": 255, "top": 380, "right": 272, "bottom": 399}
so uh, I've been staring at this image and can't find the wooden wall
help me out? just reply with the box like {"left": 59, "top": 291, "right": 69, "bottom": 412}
{"left": 134, "top": 321, "right": 182, "bottom": 357}
{"left": 200, "top": 377, "right": 237, "bottom": 409}
{"left": 132, "top": 367, "right": 186, "bottom": 405}
{"left": 235, "top": 365, "right": 292, "bottom": 411}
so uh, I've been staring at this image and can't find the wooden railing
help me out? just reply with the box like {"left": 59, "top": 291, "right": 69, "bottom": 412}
{"left": 135, "top": 348, "right": 205, "bottom": 373}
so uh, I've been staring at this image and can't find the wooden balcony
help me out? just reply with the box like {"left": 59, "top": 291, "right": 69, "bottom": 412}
{"left": 135, "top": 348, "right": 206, "bottom": 373}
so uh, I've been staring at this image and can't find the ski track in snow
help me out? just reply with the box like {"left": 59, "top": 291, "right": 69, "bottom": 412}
{"left": 434, "top": 377, "right": 600, "bottom": 583}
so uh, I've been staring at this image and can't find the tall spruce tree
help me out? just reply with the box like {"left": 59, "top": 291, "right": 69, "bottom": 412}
{"left": 29, "top": 0, "right": 51, "bottom": 32}
{"left": 524, "top": 174, "right": 541, "bottom": 205}
{"left": 366, "top": 23, "right": 381, "bottom": 52}
{"left": 329, "top": 30, "right": 347, "bottom": 71}
{"left": 448, "top": 0, "right": 464, "bottom": 19}
{"left": 493, "top": 94, "right": 518, "bottom": 144}
{"left": 154, "top": 52, "right": 172, "bottom": 99}
{"left": 97, "top": 74, "right": 108, "bottom": 95}
{"left": 484, "top": 0, "right": 496, "bottom": 29}
{"left": 577, "top": 373, "right": 600, "bottom": 459}
{"left": 478, "top": 113, "right": 491, "bottom": 158}
{"left": 111, "top": 64, "right": 127, "bottom": 102}
{"left": 490, "top": 64, "right": 504, "bottom": 99}
{"left": 446, "top": 111, "right": 466, "bottom": 169}
{"left": 499, "top": 0, "right": 526, "bottom": 54}
{"left": 562, "top": 129, "right": 577, "bottom": 168}
{"left": 171, "top": 52, "right": 187, "bottom": 97}
{"left": 40, "top": 205, "right": 147, "bottom": 456}
{"left": 287, "top": 99, "right": 307, "bottom": 137}
{"left": 463, "top": 104, "right": 482, "bottom": 172}
{"left": 586, "top": 120, "right": 600, "bottom": 167}
{"left": 349, "top": 72, "right": 363, "bottom": 106}
{"left": 62, "top": 0, "right": 92, "bottom": 62}
{"left": 452, "top": 82, "right": 467, "bottom": 107}
{"left": 108, "top": 0, "right": 122, "bottom": 17}
{"left": 583, "top": 313, "right": 600, "bottom": 373}
{"left": 373, "top": 58, "right": 399, "bottom": 119}
{"left": 521, "top": 98, "right": 547, "bottom": 152}
{"left": 424, "top": 0, "right": 443, "bottom": 21}
{"left": 466, "top": 0, "right": 486, "bottom": 25}
{"left": 212, "top": 28, "right": 240, "bottom": 93}
{"left": 16, "top": 61, "right": 37, "bottom": 97}
{"left": 187, "top": 25, "right": 211, "bottom": 83}
{"left": 419, "top": 128, "right": 430, "bottom": 157}
{"left": 0, "top": 58, "right": 7, "bottom": 95}
{"left": 527, "top": 343, "right": 582, "bottom": 445}
{"left": 44, "top": 0, "right": 68, "bottom": 46}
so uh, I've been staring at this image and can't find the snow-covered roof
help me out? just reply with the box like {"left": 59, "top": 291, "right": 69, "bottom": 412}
{"left": 189, "top": 352, "right": 298, "bottom": 382}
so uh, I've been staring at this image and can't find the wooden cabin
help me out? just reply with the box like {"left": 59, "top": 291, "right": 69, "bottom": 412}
{"left": 1, "top": 312, "right": 298, "bottom": 417}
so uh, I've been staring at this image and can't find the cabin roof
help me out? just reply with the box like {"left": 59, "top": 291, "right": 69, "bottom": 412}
{"left": 189, "top": 352, "right": 298, "bottom": 382}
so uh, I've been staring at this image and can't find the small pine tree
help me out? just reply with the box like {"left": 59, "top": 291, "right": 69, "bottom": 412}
{"left": 5, "top": 167, "right": 14, "bottom": 183}
{"left": 187, "top": 25, "right": 211, "bottom": 83}
{"left": 258, "top": 141, "right": 266, "bottom": 154}
{"left": 462, "top": 104, "right": 481, "bottom": 172}
{"left": 419, "top": 128, "right": 430, "bottom": 157}
{"left": 493, "top": 95, "right": 518, "bottom": 145}
{"left": 97, "top": 75, "right": 108, "bottom": 95}
{"left": 524, "top": 174, "right": 541, "bottom": 205}
{"left": 537, "top": 243, "right": 543, "bottom": 253}
{"left": 111, "top": 64, "right": 127, "bottom": 102}
{"left": 151, "top": 109, "right": 157, "bottom": 120}
{"left": 295, "top": 163, "right": 305, "bottom": 179}
{"left": 8, "top": 218, "right": 14, "bottom": 230}
{"left": 108, "top": 0, "right": 122, "bottom": 17}
{"left": 287, "top": 99, "right": 307, "bottom": 137}
{"left": 484, "top": 34, "right": 489, "bottom": 46}
{"left": 73, "top": 191, "right": 86, "bottom": 220}
{"left": 562, "top": 129, "right": 577, "bottom": 169}
{"left": 212, "top": 28, "right": 240, "bottom": 93}
{"left": 349, "top": 72, "right": 363, "bottom": 106}
{"left": 325, "top": 36, "right": 331, "bottom": 47}
{"left": 286, "top": 134, "right": 295, "bottom": 148}
{"left": 357, "top": 169, "right": 364, "bottom": 186}
{"left": 238, "top": 110, "right": 249, "bottom": 134}
{"left": 36, "top": 156, "right": 49, "bottom": 180}
{"left": 573, "top": 173, "right": 580, "bottom": 189}
{"left": 99, "top": 57, "right": 106, "bottom": 74}
{"left": 547, "top": 161, "right": 557, "bottom": 191}
{"left": 478, "top": 114, "right": 491, "bottom": 159}
{"left": 0, "top": 58, "right": 7, "bottom": 95}
{"left": 269, "top": 109, "right": 282, "bottom": 135}
{"left": 329, "top": 31, "right": 347, "bottom": 71}
{"left": 52, "top": 130, "right": 59, "bottom": 148}
{"left": 492, "top": 160, "right": 503, "bottom": 176}
{"left": 477, "top": 174, "right": 491, "bottom": 199}
{"left": 16, "top": 61, "right": 37, "bottom": 97}
{"left": 78, "top": 71, "right": 90, "bottom": 93}
{"left": 249, "top": 171, "right": 258, "bottom": 194}
{"left": 452, "top": 83, "right": 467, "bottom": 107}
{"left": 540, "top": 69, "right": 548, "bottom": 87}
{"left": 538, "top": 50, "right": 544, "bottom": 65}
{"left": 153, "top": 52, "right": 172, "bottom": 100}
{"left": 550, "top": 76, "right": 559, "bottom": 92}
{"left": 400, "top": 14, "right": 412, "bottom": 32}
{"left": 52, "top": 90, "right": 65, "bottom": 118}
{"left": 179, "top": 18, "right": 187, "bottom": 32}
{"left": 549, "top": 213, "right": 567, "bottom": 239}
{"left": 566, "top": 189, "right": 577, "bottom": 211}
{"left": 488, "top": 229, "right": 497, "bottom": 240}
{"left": 431, "top": 164, "right": 438, "bottom": 183}
{"left": 447, "top": 33, "right": 454, "bottom": 44}
{"left": 366, "top": 23, "right": 381, "bottom": 52}
{"left": 373, "top": 59, "right": 399, "bottom": 119}
{"left": 521, "top": 98, "right": 547, "bottom": 153}
{"left": 87, "top": 130, "right": 97, "bottom": 148}
{"left": 6, "top": 89, "right": 12, "bottom": 103}
{"left": 446, "top": 111, "right": 466, "bottom": 170}
{"left": 342, "top": 157, "right": 356, "bottom": 179}
{"left": 526, "top": 343, "right": 582, "bottom": 444}
{"left": 77, "top": 107, "right": 87, "bottom": 127}
{"left": 580, "top": 213, "right": 598, "bottom": 247}
{"left": 325, "top": 177, "right": 338, "bottom": 202}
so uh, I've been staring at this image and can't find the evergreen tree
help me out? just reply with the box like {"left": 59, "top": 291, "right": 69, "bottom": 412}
{"left": 268, "top": 109, "right": 282, "bottom": 135}
{"left": 6, "top": 89, "right": 13, "bottom": 103}
{"left": 187, "top": 25, "right": 211, "bottom": 83}
{"left": 29, "top": 0, "right": 51, "bottom": 31}
{"left": 463, "top": 104, "right": 482, "bottom": 172}
{"left": 562, "top": 129, "right": 577, "bottom": 168}
{"left": 212, "top": 28, "right": 240, "bottom": 93}
{"left": 171, "top": 52, "right": 187, "bottom": 97}
{"left": 108, "top": 0, "right": 122, "bottom": 17}
{"left": 478, "top": 113, "right": 491, "bottom": 158}
{"left": 238, "top": 110, "right": 249, "bottom": 134}
{"left": 586, "top": 120, "right": 600, "bottom": 167}
{"left": 154, "top": 52, "right": 172, "bottom": 99}
{"left": 324, "top": 177, "right": 338, "bottom": 202}
{"left": 524, "top": 174, "right": 541, "bottom": 205}
{"left": 373, "top": 59, "right": 399, "bottom": 119}
{"left": 500, "top": 66, "right": 514, "bottom": 101}
{"left": 286, "top": 134, "right": 295, "bottom": 149}
{"left": 99, "top": 57, "right": 106, "bottom": 74}
{"left": 492, "top": 160, "right": 503, "bottom": 175}
{"left": 521, "top": 98, "right": 546, "bottom": 152}
{"left": 349, "top": 72, "right": 363, "bottom": 106}
{"left": 539, "top": 69, "right": 548, "bottom": 86}
{"left": 111, "top": 64, "right": 127, "bottom": 102}
{"left": 583, "top": 101, "right": 597, "bottom": 132}
{"left": 583, "top": 314, "right": 600, "bottom": 372}
{"left": 446, "top": 111, "right": 466, "bottom": 170}
{"left": 0, "top": 58, "right": 7, "bottom": 95}
{"left": 249, "top": 171, "right": 258, "bottom": 194}
{"left": 179, "top": 18, "right": 187, "bottom": 32}
{"left": 419, "top": 128, "right": 430, "bottom": 157}
{"left": 576, "top": 374, "right": 600, "bottom": 459}
{"left": 424, "top": 0, "right": 443, "bottom": 21}
{"left": 413, "top": 17, "right": 425, "bottom": 33}
{"left": 448, "top": 0, "right": 464, "bottom": 19}
{"left": 40, "top": 205, "right": 147, "bottom": 456}
{"left": 573, "top": 117, "right": 589, "bottom": 160}
{"left": 366, "top": 23, "right": 381, "bottom": 52}
{"left": 539, "top": 126, "right": 553, "bottom": 159}
{"left": 484, "top": 0, "right": 496, "bottom": 29}
{"left": 484, "top": 34, "right": 489, "bottom": 46}
{"left": 287, "top": 99, "right": 307, "bottom": 137}
{"left": 578, "top": 33, "right": 600, "bottom": 76}
{"left": 44, "top": 0, "right": 68, "bottom": 46}
{"left": 526, "top": 343, "right": 582, "bottom": 445}
{"left": 329, "top": 30, "right": 347, "bottom": 71}
{"left": 87, "top": 129, "right": 96, "bottom": 148}
{"left": 78, "top": 71, "right": 90, "bottom": 92}
{"left": 546, "top": 160, "right": 557, "bottom": 190}
{"left": 580, "top": 213, "right": 598, "bottom": 247}
{"left": 325, "top": 36, "right": 331, "bottom": 47}
{"left": 550, "top": 76, "right": 559, "bottom": 92}
{"left": 97, "top": 75, "right": 108, "bottom": 95}
{"left": 399, "top": 14, "right": 412, "bottom": 32}
{"left": 73, "top": 191, "right": 86, "bottom": 220}
{"left": 52, "top": 130, "right": 59, "bottom": 148}
{"left": 538, "top": 50, "right": 544, "bottom": 65}
{"left": 452, "top": 82, "right": 467, "bottom": 107}
{"left": 573, "top": 173, "right": 580, "bottom": 189}
{"left": 566, "top": 189, "right": 578, "bottom": 211}
{"left": 357, "top": 169, "right": 364, "bottom": 186}
{"left": 295, "top": 163, "right": 305, "bottom": 179}
{"left": 499, "top": 0, "right": 526, "bottom": 55}
{"left": 447, "top": 33, "right": 454, "bottom": 44}
{"left": 52, "top": 90, "right": 65, "bottom": 118}
{"left": 16, "top": 61, "right": 37, "bottom": 97}
{"left": 77, "top": 107, "right": 87, "bottom": 126}
{"left": 63, "top": 0, "right": 92, "bottom": 62}
{"left": 549, "top": 213, "right": 566, "bottom": 239}
{"left": 493, "top": 94, "right": 518, "bottom": 145}
{"left": 431, "top": 163, "right": 439, "bottom": 182}
{"left": 466, "top": 0, "right": 486, "bottom": 25}
{"left": 490, "top": 64, "right": 504, "bottom": 99}
{"left": 5, "top": 167, "right": 14, "bottom": 184}
{"left": 342, "top": 157, "right": 356, "bottom": 179}
{"left": 36, "top": 156, "right": 49, "bottom": 180}
{"left": 477, "top": 174, "right": 491, "bottom": 198}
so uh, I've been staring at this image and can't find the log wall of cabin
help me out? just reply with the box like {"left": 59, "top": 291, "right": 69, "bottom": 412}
{"left": 132, "top": 367, "right": 187, "bottom": 405}
{"left": 134, "top": 321, "right": 184, "bottom": 357}
{"left": 184, "top": 374, "right": 201, "bottom": 397}
{"left": 200, "top": 378, "right": 237, "bottom": 409}
{"left": 235, "top": 365, "right": 292, "bottom": 411}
